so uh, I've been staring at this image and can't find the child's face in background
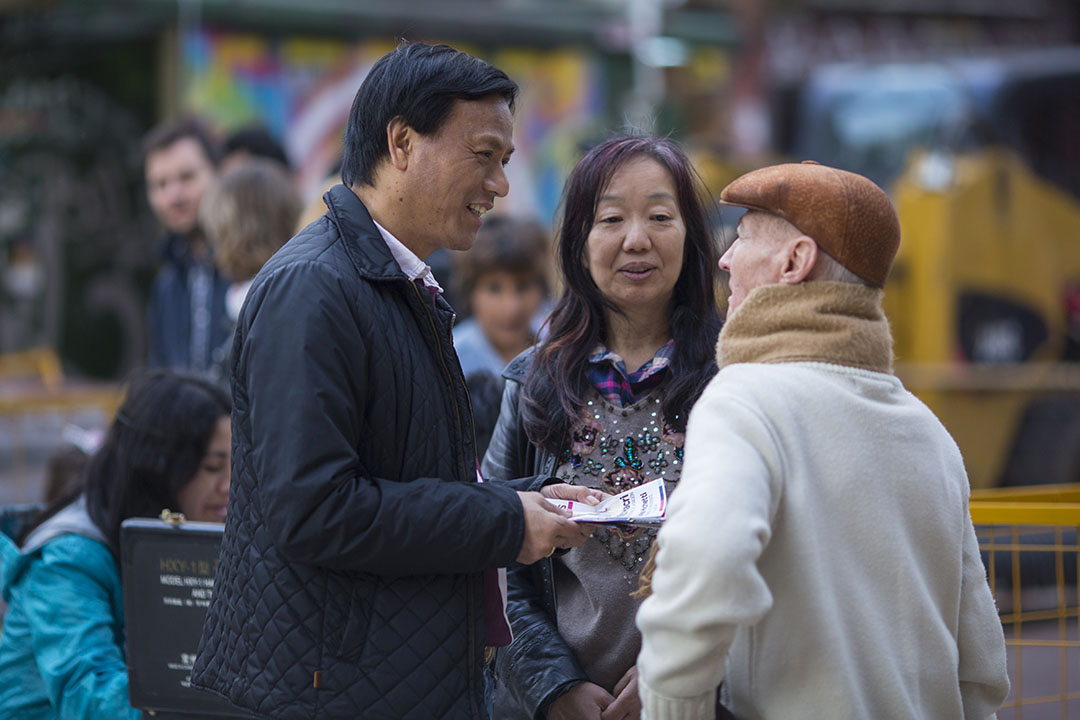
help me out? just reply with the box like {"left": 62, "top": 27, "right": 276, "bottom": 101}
{"left": 470, "top": 270, "right": 545, "bottom": 355}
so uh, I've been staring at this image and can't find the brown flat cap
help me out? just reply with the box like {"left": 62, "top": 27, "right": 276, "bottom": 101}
{"left": 719, "top": 161, "right": 900, "bottom": 287}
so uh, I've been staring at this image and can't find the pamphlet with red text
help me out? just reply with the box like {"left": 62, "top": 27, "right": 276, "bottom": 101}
{"left": 545, "top": 478, "right": 666, "bottom": 527}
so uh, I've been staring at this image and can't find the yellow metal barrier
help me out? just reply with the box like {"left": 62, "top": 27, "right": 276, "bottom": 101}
{"left": 0, "top": 346, "right": 64, "bottom": 392}
{"left": 971, "top": 485, "right": 1080, "bottom": 718}
{"left": 0, "top": 387, "right": 123, "bottom": 418}
{"left": 0, "top": 347, "right": 123, "bottom": 504}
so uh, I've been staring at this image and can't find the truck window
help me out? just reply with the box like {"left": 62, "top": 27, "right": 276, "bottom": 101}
{"left": 794, "top": 66, "right": 970, "bottom": 189}
{"left": 1004, "top": 74, "right": 1080, "bottom": 199}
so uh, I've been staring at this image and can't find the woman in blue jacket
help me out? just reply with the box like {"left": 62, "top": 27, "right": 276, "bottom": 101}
{"left": 0, "top": 369, "right": 231, "bottom": 719}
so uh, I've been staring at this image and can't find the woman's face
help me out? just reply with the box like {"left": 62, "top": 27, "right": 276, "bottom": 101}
{"left": 177, "top": 415, "right": 231, "bottom": 523}
{"left": 470, "top": 270, "right": 545, "bottom": 354}
{"left": 584, "top": 156, "right": 685, "bottom": 315}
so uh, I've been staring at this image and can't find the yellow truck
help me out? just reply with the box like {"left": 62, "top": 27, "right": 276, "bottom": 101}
{"left": 784, "top": 47, "right": 1080, "bottom": 488}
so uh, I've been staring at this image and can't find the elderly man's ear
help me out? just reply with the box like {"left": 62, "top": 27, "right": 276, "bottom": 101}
{"left": 779, "top": 235, "right": 818, "bottom": 285}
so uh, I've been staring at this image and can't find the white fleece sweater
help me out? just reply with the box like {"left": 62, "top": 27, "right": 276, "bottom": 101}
{"left": 636, "top": 283, "right": 1009, "bottom": 720}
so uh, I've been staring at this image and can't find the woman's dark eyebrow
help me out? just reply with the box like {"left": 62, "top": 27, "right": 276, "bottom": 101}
{"left": 598, "top": 192, "right": 677, "bottom": 204}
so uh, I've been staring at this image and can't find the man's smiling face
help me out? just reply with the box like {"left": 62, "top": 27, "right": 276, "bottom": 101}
{"left": 398, "top": 95, "right": 514, "bottom": 258}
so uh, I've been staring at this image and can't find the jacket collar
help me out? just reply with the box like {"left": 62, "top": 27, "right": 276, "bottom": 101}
{"left": 323, "top": 183, "right": 409, "bottom": 283}
{"left": 717, "top": 281, "right": 894, "bottom": 374}
{"left": 2, "top": 495, "right": 107, "bottom": 601}
{"left": 21, "top": 494, "right": 106, "bottom": 554}
{"left": 159, "top": 232, "right": 212, "bottom": 271}
{"left": 502, "top": 346, "right": 536, "bottom": 383}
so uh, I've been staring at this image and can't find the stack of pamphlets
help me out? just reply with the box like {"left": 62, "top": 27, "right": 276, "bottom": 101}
{"left": 545, "top": 478, "right": 666, "bottom": 528}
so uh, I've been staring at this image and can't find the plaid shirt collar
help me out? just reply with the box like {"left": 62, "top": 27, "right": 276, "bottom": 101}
{"left": 587, "top": 339, "right": 675, "bottom": 407}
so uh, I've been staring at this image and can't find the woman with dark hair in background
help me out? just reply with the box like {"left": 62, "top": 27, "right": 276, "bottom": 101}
{"left": 0, "top": 370, "right": 231, "bottom": 719}
{"left": 482, "top": 135, "right": 722, "bottom": 719}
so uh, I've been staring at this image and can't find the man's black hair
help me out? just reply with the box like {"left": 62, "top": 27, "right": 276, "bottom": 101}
{"left": 224, "top": 125, "right": 291, "bottom": 170}
{"left": 341, "top": 41, "right": 518, "bottom": 188}
{"left": 142, "top": 116, "right": 223, "bottom": 168}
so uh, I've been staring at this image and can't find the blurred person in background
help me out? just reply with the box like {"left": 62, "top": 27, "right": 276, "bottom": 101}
{"left": 482, "top": 135, "right": 723, "bottom": 720}
{"left": 40, "top": 445, "right": 88, "bottom": 506}
{"left": 635, "top": 162, "right": 1009, "bottom": 719}
{"left": 142, "top": 118, "right": 231, "bottom": 375}
{"left": 453, "top": 215, "right": 552, "bottom": 461}
{"left": 452, "top": 214, "right": 551, "bottom": 377}
{"left": 198, "top": 157, "right": 303, "bottom": 383}
{"left": 40, "top": 425, "right": 104, "bottom": 505}
{"left": 221, "top": 124, "right": 292, "bottom": 175}
{"left": 0, "top": 369, "right": 231, "bottom": 720}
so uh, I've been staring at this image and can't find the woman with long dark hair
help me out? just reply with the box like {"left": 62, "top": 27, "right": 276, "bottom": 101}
{"left": 483, "top": 135, "right": 722, "bottom": 719}
{"left": 0, "top": 369, "right": 231, "bottom": 719}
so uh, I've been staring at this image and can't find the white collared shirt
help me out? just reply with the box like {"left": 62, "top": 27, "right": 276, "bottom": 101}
{"left": 371, "top": 220, "right": 443, "bottom": 295}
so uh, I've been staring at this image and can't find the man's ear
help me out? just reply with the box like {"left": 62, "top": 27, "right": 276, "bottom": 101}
{"left": 386, "top": 116, "right": 412, "bottom": 172}
{"left": 779, "top": 236, "right": 817, "bottom": 285}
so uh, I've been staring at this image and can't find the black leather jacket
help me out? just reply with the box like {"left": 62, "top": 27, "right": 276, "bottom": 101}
{"left": 192, "top": 184, "right": 527, "bottom": 719}
{"left": 481, "top": 350, "right": 586, "bottom": 719}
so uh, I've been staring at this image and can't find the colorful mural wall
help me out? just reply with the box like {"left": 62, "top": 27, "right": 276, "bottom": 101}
{"left": 181, "top": 29, "right": 605, "bottom": 225}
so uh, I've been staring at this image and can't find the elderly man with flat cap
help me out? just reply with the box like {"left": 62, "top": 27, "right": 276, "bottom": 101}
{"left": 635, "top": 161, "right": 1010, "bottom": 720}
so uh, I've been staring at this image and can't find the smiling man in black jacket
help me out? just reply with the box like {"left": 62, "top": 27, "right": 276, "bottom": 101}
{"left": 191, "top": 42, "right": 595, "bottom": 720}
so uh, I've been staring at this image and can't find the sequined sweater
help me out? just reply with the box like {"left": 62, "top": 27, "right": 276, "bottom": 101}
{"left": 551, "top": 387, "right": 684, "bottom": 694}
{"left": 484, "top": 346, "right": 704, "bottom": 720}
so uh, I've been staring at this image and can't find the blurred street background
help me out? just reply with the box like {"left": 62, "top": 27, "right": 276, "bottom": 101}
{"left": 0, "top": 2, "right": 1079, "bottom": 713}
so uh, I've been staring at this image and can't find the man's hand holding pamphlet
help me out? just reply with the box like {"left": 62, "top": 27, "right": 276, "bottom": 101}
{"left": 544, "top": 478, "right": 666, "bottom": 528}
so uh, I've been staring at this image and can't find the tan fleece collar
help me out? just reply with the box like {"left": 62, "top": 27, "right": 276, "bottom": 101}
{"left": 717, "top": 282, "right": 894, "bottom": 374}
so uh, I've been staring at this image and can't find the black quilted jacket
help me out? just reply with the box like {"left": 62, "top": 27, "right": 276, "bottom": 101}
{"left": 480, "top": 351, "right": 585, "bottom": 719}
{"left": 191, "top": 184, "right": 527, "bottom": 719}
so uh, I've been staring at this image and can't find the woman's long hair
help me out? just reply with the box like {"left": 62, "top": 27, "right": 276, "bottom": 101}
{"left": 521, "top": 135, "right": 722, "bottom": 454}
{"left": 28, "top": 370, "right": 231, "bottom": 555}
